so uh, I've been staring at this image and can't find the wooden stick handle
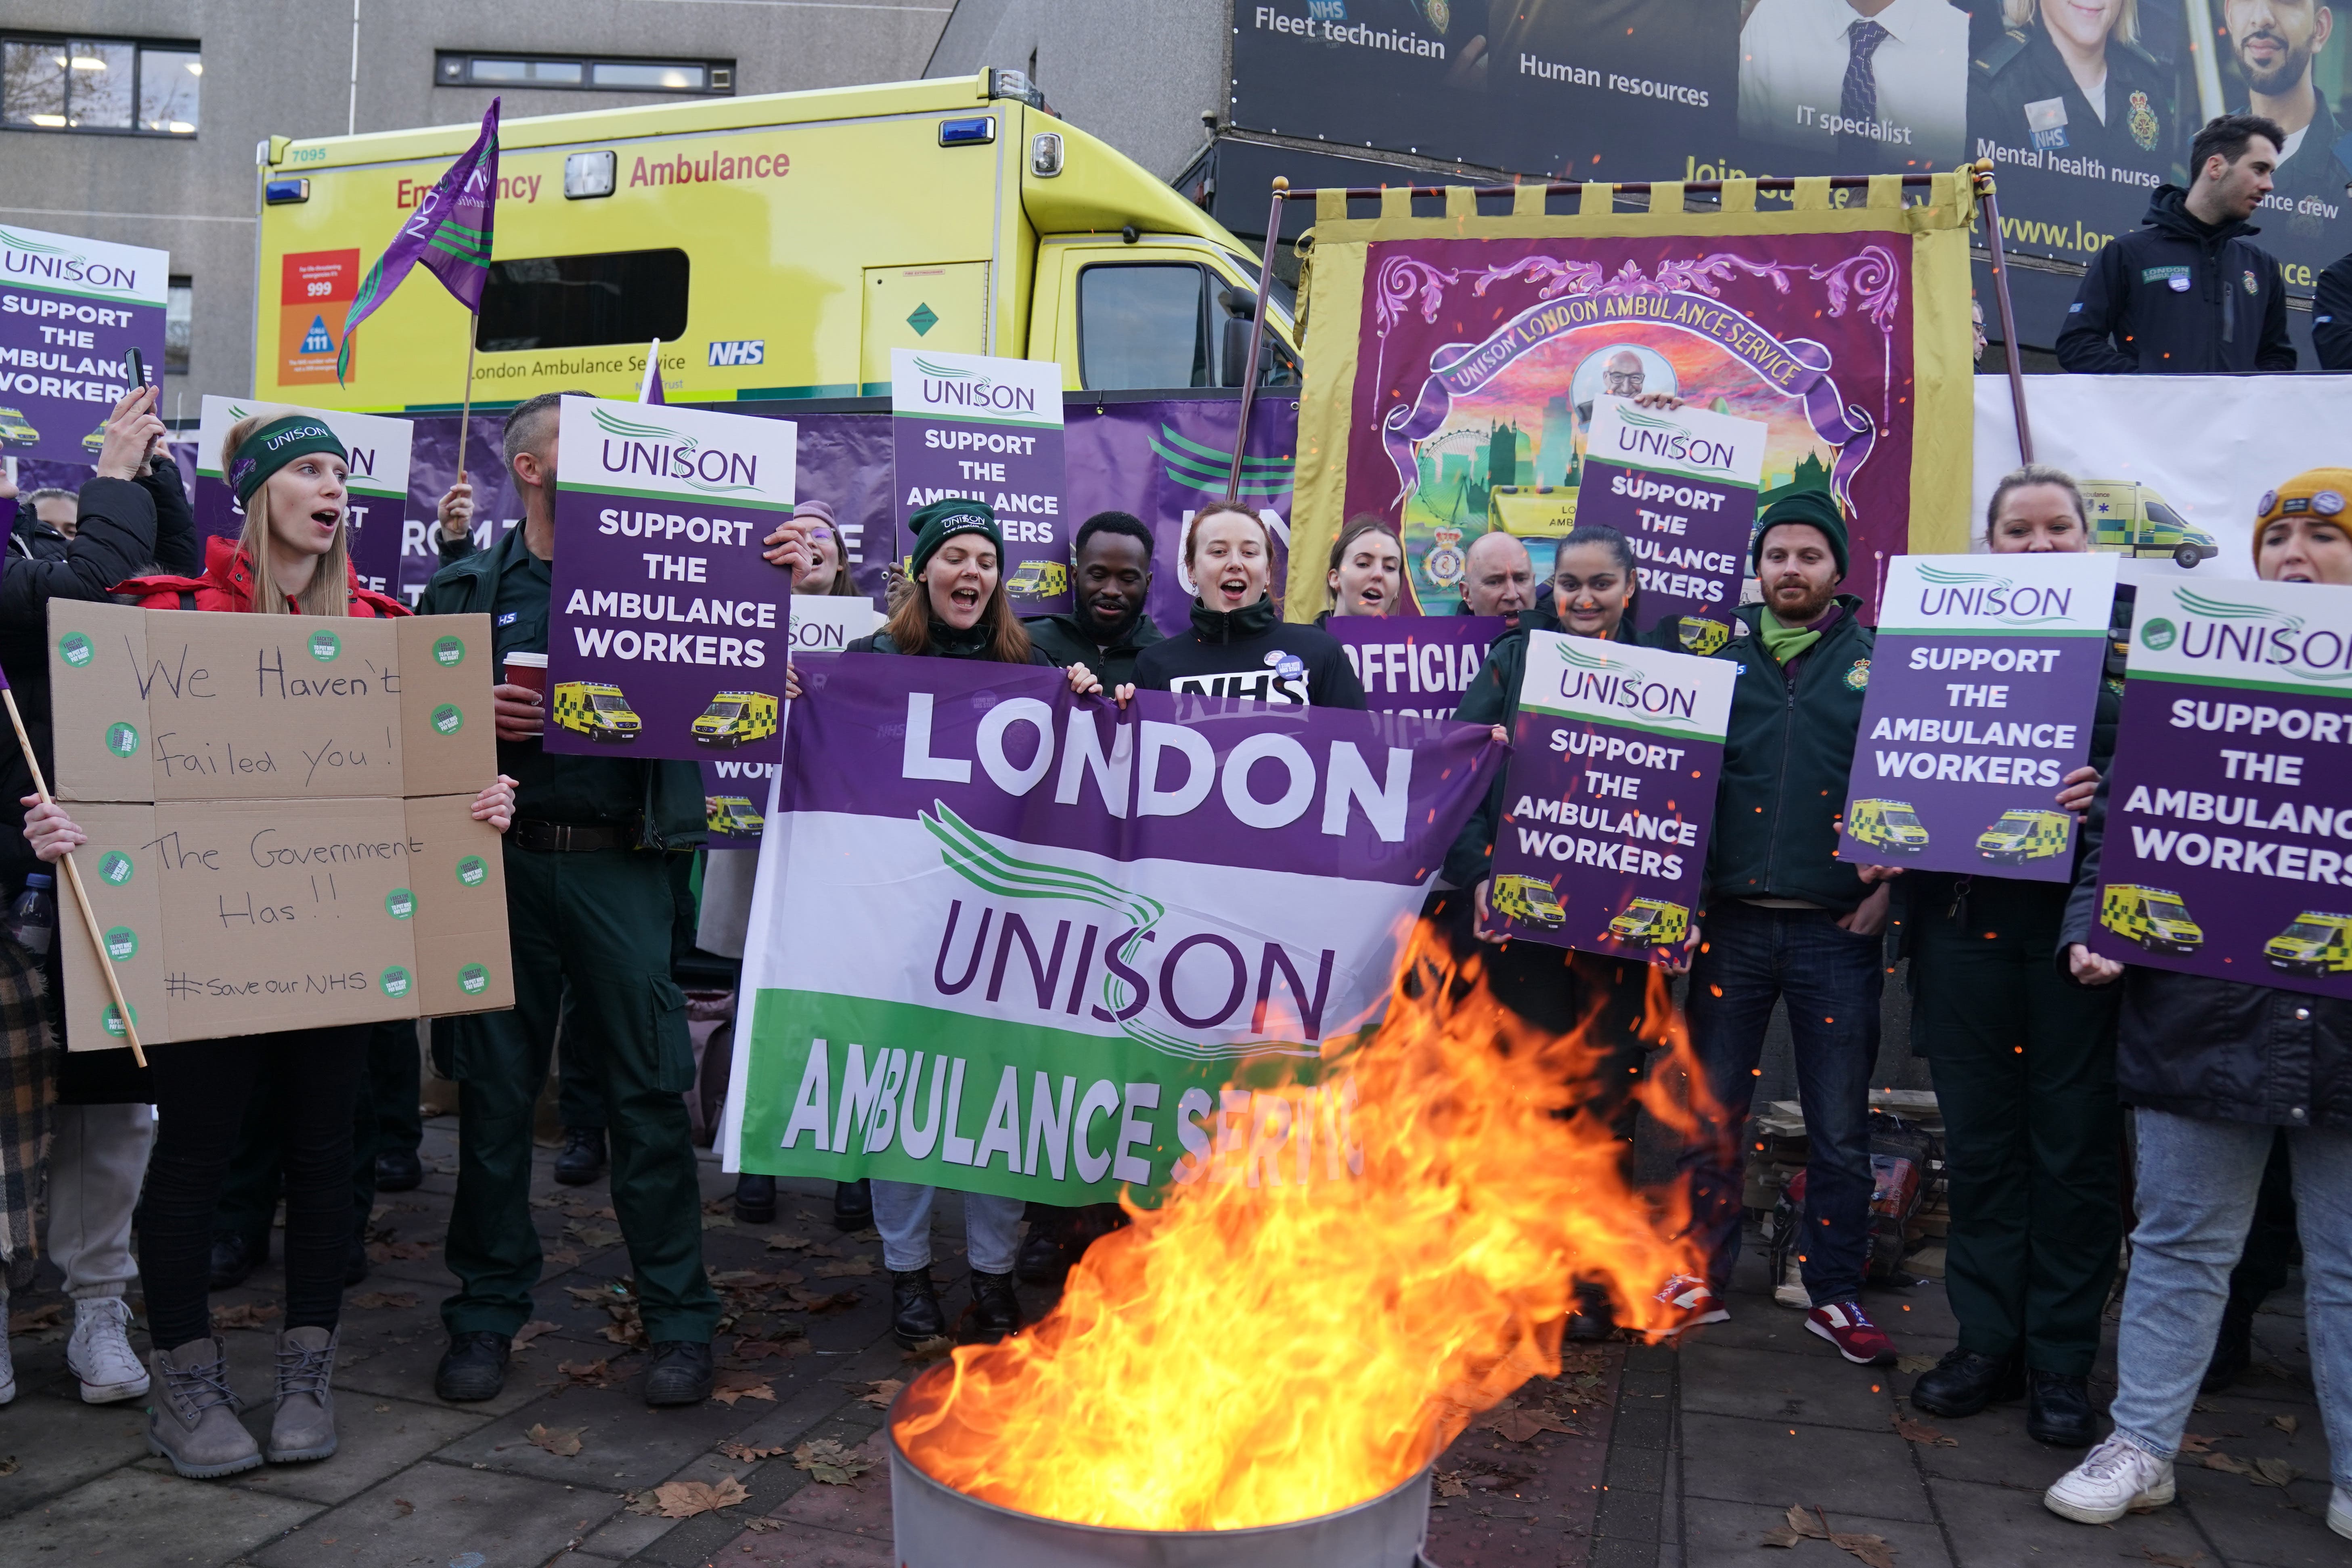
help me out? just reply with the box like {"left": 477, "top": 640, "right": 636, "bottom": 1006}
{"left": 2, "top": 687, "right": 145, "bottom": 1067}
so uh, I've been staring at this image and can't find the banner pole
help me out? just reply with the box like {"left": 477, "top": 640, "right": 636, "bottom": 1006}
{"left": 1225, "top": 176, "right": 1290, "bottom": 503}
{"left": 0, "top": 688, "right": 144, "bottom": 1068}
{"left": 1973, "top": 161, "right": 2036, "bottom": 466}
{"left": 454, "top": 323, "right": 480, "bottom": 488}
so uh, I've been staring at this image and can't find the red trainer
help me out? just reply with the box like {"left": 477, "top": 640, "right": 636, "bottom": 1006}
{"left": 1653, "top": 1272, "right": 1731, "bottom": 1332}
{"left": 1806, "top": 1301, "right": 1897, "bottom": 1365}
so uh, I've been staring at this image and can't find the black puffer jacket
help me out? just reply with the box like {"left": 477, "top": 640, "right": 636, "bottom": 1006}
{"left": 2060, "top": 775, "right": 2352, "bottom": 1132}
{"left": 2056, "top": 185, "right": 2296, "bottom": 373}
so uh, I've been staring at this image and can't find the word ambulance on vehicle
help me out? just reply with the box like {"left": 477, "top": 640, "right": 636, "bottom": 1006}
{"left": 251, "top": 70, "right": 1301, "bottom": 412}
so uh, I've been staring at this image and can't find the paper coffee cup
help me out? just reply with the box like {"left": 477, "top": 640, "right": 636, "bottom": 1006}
{"left": 504, "top": 651, "right": 549, "bottom": 695}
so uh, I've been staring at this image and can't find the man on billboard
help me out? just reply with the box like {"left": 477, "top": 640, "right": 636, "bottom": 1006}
{"left": 2224, "top": 0, "right": 2352, "bottom": 222}
{"left": 1972, "top": 0, "right": 2178, "bottom": 180}
{"left": 1740, "top": 0, "right": 1969, "bottom": 167}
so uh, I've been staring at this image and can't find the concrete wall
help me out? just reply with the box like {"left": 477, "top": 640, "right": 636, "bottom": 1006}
{"left": 923, "top": 0, "right": 1227, "bottom": 182}
{"left": 0, "top": 0, "right": 951, "bottom": 419}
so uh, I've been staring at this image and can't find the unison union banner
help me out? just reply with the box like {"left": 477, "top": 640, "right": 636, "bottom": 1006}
{"left": 720, "top": 658, "right": 1502, "bottom": 1202}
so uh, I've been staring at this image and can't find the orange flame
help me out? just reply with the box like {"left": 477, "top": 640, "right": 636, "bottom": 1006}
{"left": 894, "top": 917, "right": 1718, "bottom": 1530}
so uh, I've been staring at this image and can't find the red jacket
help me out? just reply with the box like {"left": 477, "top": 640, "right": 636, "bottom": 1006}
{"left": 115, "top": 535, "right": 408, "bottom": 618}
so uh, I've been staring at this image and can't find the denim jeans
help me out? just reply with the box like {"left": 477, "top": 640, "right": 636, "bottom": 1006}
{"left": 871, "top": 1180, "right": 1025, "bottom": 1275}
{"left": 2109, "top": 1109, "right": 2352, "bottom": 1490}
{"left": 1678, "top": 900, "right": 1883, "bottom": 1307}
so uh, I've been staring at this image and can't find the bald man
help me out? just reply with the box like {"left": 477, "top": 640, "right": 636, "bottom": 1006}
{"left": 1575, "top": 351, "right": 1648, "bottom": 425}
{"left": 1458, "top": 530, "right": 1535, "bottom": 627}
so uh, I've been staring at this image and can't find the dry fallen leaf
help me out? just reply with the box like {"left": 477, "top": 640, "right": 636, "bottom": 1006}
{"left": 812, "top": 1257, "right": 875, "bottom": 1278}
{"left": 1894, "top": 1354, "right": 1938, "bottom": 1373}
{"left": 526, "top": 1423, "right": 584, "bottom": 1457}
{"left": 858, "top": 1378, "right": 906, "bottom": 1409}
{"left": 792, "top": 1438, "right": 875, "bottom": 1485}
{"left": 564, "top": 1204, "right": 617, "bottom": 1220}
{"left": 731, "top": 1338, "right": 799, "bottom": 1363}
{"left": 392, "top": 1498, "right": 413, "bottom": 1518}
{"left": 212, "top": 1301, "right": 283, "bottom": 1331}
{"left": 557, "top": 1359, "right": 616, "bottom": 1388}
{"left": 764, "top": 1231, "right": 812, "bottom": 1252}
{"left": 2178, "top": 1432, "right": 2216, "bottom": 1455}
{"left": 800, "top": 1240, "right": 843, "bottom": 1258}
{"left": 1489, "top": 1409, "right": 1573, "bottom": 1443}
{"left": 347, "top": 1291, "right": 419, "bottom": 1311}
{"left": 1784, "top": 1506, "right": 1830, "bottom": 1540}
{"left": 0, "top": 1457, "right": 18, "bottom": 1477}
{"left": 369, "top": 1239, "right": 436, "bottom": 1261}
{"left": 568, "top": 1225, "right": 623, "bottom": 1249}
{"left": 710, "top": 1373, "right": 776, "bottom": 1407}
{"left": 1760, "top": 1528, "right": 1805, "bottom": 1549}
{"left": 901, "top": 1335, "right": 954, "bottom": 1365}
{"left": 2135, "top": 1550, "right": 2205, "bottom": 1568}
{"left": 1892, "top": 1413, "right": 1957, "bottom": 1447}
{"left": 2202, "top": 1453, "right": 2257, "bottom": 1475}
{"left": 718, "top": 1440, "right": 787, "bottom": 1462}
{"left": 642, "top": 1475, "right": 752, "bottom": 1518}
{"left": 2249, "top": 1457, "right": 2301, "bottom": 1488}
{"left": 542, "top": 1247, "right": 581, "bottom": 1267}
{"left": 1830, "top": 1530, "right": 1897, "bottom": 1568}
{"left": 6, "top": 1302, "right": 63, "bottom": 1334}
{"left": 1433, "top": 1470, "right": 1470, "bottom": 1499}
{"left": 702, "top": 1213, "right": 736, "bottom": 1230}
{"left": 2269, "top": 1413, "right": 2299, "bottom": 1437}
{"left": 785, "top": 1287, "right": 859, "bottom": 1314}
{"left": 512, "top": 1319, "right": 563, "bottom": 1350}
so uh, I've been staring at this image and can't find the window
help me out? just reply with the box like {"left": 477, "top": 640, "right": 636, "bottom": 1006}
{"left": 1077, "top": 263, "right": 1301, "bottom": 392}
{"left": 1, "top": 34, "right": 199, "bottom": 135}
{"left": 476, "top": 249, "right": 689, "bottom": 354}
{"left": 165, "top": 277, "right": 192, "bottom": 376}
{"left": 436, "top": 52, "right": 731, "bottom": 95}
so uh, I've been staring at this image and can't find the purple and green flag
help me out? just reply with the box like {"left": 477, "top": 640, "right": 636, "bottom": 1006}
{"left": 337, "top": 98, "right": 500, "bottom": 383}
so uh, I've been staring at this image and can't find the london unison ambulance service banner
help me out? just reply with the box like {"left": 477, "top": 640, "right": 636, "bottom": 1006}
{"left": 2090, "top": 576, "right": 2352, "bottom": 1001}
{"left": 546, "top": 396, "right": 797, "bottom": 763}
{"left": 719, "top": 657, "right": 1502, "bottom": 1200}
{"left": 1839, "top": 553, "right": 2115, "bottom": 883}
{"left": 191, "top": 395, "right": 414, "bottom": 601}
{"left": 1327, "top": 616, "right": 1508, "bottom": 720}
{"left": 1288, "top": 176, "right": 1979, "bottom": 623}
{"left": 890, "top": 347, "right": 1070, "bottom": 617}
{"left": 1483, "top": 632, "right": 1734, "bottom": 967}
{"left": 0, "top": 224, "right": 168, "bottom": 467}
{"left": 1575, "top": 394, "right": 1764, "bottom": 651}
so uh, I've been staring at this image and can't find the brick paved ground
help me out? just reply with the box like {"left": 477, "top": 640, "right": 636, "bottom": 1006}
{"left": 0, "top": 1118, "right": 2342, "bottom": 1568}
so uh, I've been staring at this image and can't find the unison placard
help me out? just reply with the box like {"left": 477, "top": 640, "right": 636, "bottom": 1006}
{"left": 1573, "top": 396, "right": 1765, "bottom": 652}
{"left": 191, "top": 394, "right": 414, "bottom": 600}
{"left": 1484, "top": 632, "right": 1735, "bottom": 965}
{"left": 1840, "top": 553, "right": 2115, "bottom": 882}
{"left": 2092, "top": 577, "right": 2352, "bottom": 998}
{"left": 0, "top": 224, "right": 167, "bottom": 466}
{"left": 891, "top": 347, "right": 1068, "bottom": 616}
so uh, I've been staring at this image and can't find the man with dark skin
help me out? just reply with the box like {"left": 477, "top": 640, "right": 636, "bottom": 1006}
{"left": 1022, "top": 511, "right": 1165, "bottom": 689}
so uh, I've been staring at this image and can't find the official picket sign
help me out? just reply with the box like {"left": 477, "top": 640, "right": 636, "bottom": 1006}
{"left": 1483, "top": 631, "right": 1735, "bottom": 965}
{"left": 191, "top": 394, "right": 414, "bottom": 598}
{"left": 719, "top": 657, "right": 1502, "bottom": 1202}
{"left": 2091, "top": 576, "right": 2352, "bottom": 999}
{"left": 891, "top": 346, "right": 1069, "bottom": 615}
{"left": 1839, "top": 553, "right": 2116, "bottom": 882}
{"left": 699, "top": 597, "right": 879, "bottom": 850}
{"left": 545, "top": 395, "right": 798, "bottom": 762}
{"left": 0, "top": 224, "right": 169, "bottom": 467}
{"left": 1327, "top": 616, "right": 1506, "bottom": 719}
{"left": 1571, "top": 396, "right": 1765, "bottom": 651}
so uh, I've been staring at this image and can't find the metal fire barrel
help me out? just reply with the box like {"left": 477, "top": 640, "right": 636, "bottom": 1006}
{"left": 887, "top": 1373, "right": 1434, "bottom": 1568}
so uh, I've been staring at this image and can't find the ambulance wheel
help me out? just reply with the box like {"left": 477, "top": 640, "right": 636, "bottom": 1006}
{"left": 2175, "top": 544, "right": 2202, "bottom": 569}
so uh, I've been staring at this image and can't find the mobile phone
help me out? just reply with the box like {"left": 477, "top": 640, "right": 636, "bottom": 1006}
{"left": 125, "top": 347, "right": 146, "bottom": 389}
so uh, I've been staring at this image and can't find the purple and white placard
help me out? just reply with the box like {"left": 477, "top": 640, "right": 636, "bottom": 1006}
{"left": 0, "top": 224, "right": 167, "bottom": 467}
{"left": 891, "top": 347, "right": 1068, "bottom": 616}
{"left": 1327, "top": 616, "right": 1509, "bottom": 719}
{"left": 1572, "top": 396, "right": 1765, "bottom": 653}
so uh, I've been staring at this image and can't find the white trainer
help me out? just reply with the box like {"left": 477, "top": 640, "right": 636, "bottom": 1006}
{"left": 2329, "top": 1484, "right": 2349, "bottom": 1541}
{"left": 68, "top": 1295, "right": 150, "bottom": 1404}
{"left": 2044, "top": 1434, "right": 2175, "bottom": 1524}
{"left": 1773, "top": 1250, "right": 1810, "bottom": 1309}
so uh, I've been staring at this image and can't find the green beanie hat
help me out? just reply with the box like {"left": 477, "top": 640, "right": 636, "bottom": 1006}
{"left": 907, "top": 497, "right": 1003, "bottom": 577}
{"left": 1750, "top": 488, "right": 1849, "bottom": 578}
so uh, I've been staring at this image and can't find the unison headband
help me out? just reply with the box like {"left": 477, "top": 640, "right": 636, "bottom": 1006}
{"left": 230, "top": 416, "right": 348, "bottom": 507}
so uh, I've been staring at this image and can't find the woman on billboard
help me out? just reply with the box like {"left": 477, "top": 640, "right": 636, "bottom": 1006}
{"left": 1972, "top": 0, "right": 2178, "bottom": 177}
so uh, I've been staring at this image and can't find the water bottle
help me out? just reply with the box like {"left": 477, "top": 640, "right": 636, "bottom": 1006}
{"left": 6, "top": 873, "right": 55, "bottom": 961}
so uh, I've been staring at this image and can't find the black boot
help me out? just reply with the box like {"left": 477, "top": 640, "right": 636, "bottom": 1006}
{"left": 553, "top": 1127, "right": 607, "bottom": 1187}
{"left": 343, "top": 1231, "right": 371, "bottom": 1287}
{"left": 1565, "top": 1283, "right": 1617, "bottom": 1342}
{"left": 733, "top": 1174, "right": 776, "bottom": 1225}
{"left": 644, "top": 1340, "right": 715, "bottom": 1407}
{"left": 832, "top": 1179, "right": 873, "bottom": 1231}
{"left": 434, "top": 1331, "right": 511, "bottom": 1402}
{"left": 1909, "top": 1347, "right": 2025, "bottom": 1418}
{"left": 2025, "top": 1370, "right": 2099, "bottom": 1448}
{"left": 890, "top": 1268, "right": 945, "bottom": 1348}
{"left": 373, "top": 1147, "right": 423, "bottom": 1193}
{"left": 966, "top": 1270, "right": 1022, "bottom": 1344}
{"left": 2201, "top": 1298, "right": 2256, "bottom": 1392}
{"left": 1015, "top": 1212, "right": 1072, "bottom": 1286}
{"left": 208, "top": 1233, "right": 267, "bottom": 1292}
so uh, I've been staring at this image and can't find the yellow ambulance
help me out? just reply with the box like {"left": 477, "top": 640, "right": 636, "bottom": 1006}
{"left": 1491, "top": 874, "right": 1567, "bottom": 929}
{"left": 690, "top": 691, "right": 779, "bottom": 749}
{"left": 1007, "top": 561, "right": 1070, "bottom": 601}
{"left": 1847, "top": 798, "right": 1931, "bottom": 854}
{"left": 553, "top": 680, "right": 641, "bottom": 742}
{"left": 1608, "top": 896, "right": 1690, "bottom": 946}
{"left": 705, "top": 796, "right": 765, "bottom": 837}
{"left": 1975, "top": 808, "right": 2071, "bottom": 865}
{"left": 2079, "top": 481, "right": 2220, "bottom": 570}
{"left": 1487, "top": 486, "right": 1579, "bottom": 537}
{"left": 2101, "top": 884, "right": 2204, "bottom": 953}
{"left": 251, "top": 70, "right": 1300, "bottom": 412}
{"left": 2263, "top": 912, "right": 2352, "bottom": 975}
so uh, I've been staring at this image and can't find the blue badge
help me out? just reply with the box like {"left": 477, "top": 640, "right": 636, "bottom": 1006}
{"left": 497, "top": 612, "right": 519, "bottom": 627}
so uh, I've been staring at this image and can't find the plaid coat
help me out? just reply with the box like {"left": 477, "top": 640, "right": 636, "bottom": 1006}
{"left": 0, "top": 934, "right": 57, "bottom": 1286}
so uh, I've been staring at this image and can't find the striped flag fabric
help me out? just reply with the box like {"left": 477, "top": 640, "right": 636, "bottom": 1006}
{"left": 337, "top": 98, "right": 501, "bottom": 383}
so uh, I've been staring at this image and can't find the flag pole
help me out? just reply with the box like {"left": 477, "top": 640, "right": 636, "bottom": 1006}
{"left": 454, "top": 324, "right": 479, "bottom": 489}
{"left": 0, "top": 689, "right": 144, "bottom": 1068}
{"left": 639, "top": 338, "right": 662, "bottom": 403}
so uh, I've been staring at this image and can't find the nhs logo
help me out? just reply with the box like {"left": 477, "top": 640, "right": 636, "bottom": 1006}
{"left": 708, "top": 339, "right": 766, "bottom": 367}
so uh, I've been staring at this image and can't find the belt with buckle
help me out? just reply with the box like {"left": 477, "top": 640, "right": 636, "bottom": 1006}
{"left": 511, "top": 817, "right": 637, "bottom": 853}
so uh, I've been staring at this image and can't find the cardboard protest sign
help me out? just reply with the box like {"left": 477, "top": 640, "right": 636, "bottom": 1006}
{"left": 191, "top": 394, "right": 413, "bottom": 599}
{"left": 0, "top": 225, "right": 168, "bottom": 466}
{"left": 1572, "top": 396, "right": 1766, "bottom": 652}
{"left": 719, "top": 658, "right": 1502, "bottom": 1199}
{"left": 546, "top": 396, "right": 798, "bottom": 763}
{"left": 47, "top": 603, "right": 512, "bottom": 1045}
{"left": 700, "top": 597, "right": 880, "bottom": 849}
{"left": 2091, "top": 577, "right": 2352, "bottom": 998}
{"left": 1327, "top": 616, "right": 1508, "bottom": 720}
{"left": 891, "top": 348, "right": 1068, "bottom": 615}
{"left": 1839, "top": 553, "right": 2115, "bottom": 881}
{"left": 1483, "top": 632, "right": 1735, "bottom": 965}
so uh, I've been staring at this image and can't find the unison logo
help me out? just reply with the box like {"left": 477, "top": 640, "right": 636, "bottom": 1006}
{"left": 1553, "top": 643, "right": 1701, "bottom": 724}
{"left": 913, "top": 354, "right": 1039, "bottom": 416}
{"left": 2149, "top": 588, "right": 2352, "bottom": 681}
{"left": 1909, "top": 562, "right": 2076, "bottom": 624}
{"left": 0, "top": 226, "right": 145, "bottom": 297}
{"left": 1611, "top": 406, "right": 1737, "bottom": 473}
{"left": 589, "top": 406, "right": 759, "bottom": 495}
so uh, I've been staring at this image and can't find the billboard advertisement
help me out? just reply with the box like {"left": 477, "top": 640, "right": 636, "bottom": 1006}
{"left": 1233, "top": 0, "right": 2352, "bottom": 297}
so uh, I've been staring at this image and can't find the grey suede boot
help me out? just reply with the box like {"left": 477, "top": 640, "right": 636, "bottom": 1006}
{"left": 265, "top": 1325, "right": 339, "bottom": 1463}
{"left": 147, "top": 1338, "right": 261, "bottom": 1478}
